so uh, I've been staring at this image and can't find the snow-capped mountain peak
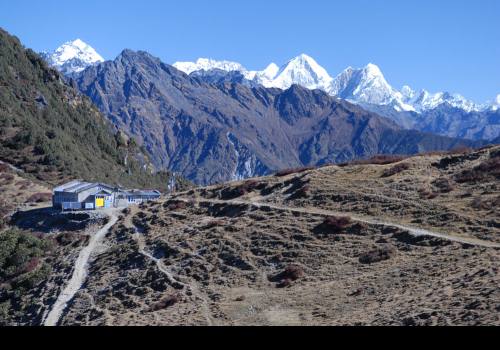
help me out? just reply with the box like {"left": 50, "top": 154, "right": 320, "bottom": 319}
{"left": 41, "top": 39, "right": 104, "bottom": 75}
{"left": 267, "top": 54, "right": 333, "bottom": 90}
{"left": 172, "top": 54, "right": 496, "bottom": 114}
{"left": 174, "top": 54, "right": 333, "bottom": 91}
{"left": 261, "top": 62, "right": 280, "bottom": 79}
{"left": 245, "top": 62, "right": 280, "bottom": 83}
{"left": 329, "top": 63, "right": 415, "bottom": 112}
{"left": 173, "top": 58, "right": 246, "bottom": 75}
{"left": 364, "top": 63, "right": 384, "bottom": 78}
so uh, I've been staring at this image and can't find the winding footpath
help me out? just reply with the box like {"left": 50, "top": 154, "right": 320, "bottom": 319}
{"left": 43, "top": 211, "right": 119, "bottom": 326}
{"left": 132, "top": 226, "right": 215, "bottom": 326}
{"left": 192, "top": 198, "right": 500, "bottom": 249}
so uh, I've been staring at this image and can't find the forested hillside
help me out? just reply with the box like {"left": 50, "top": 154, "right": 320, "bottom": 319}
{"left": 0, "top": 28, "right": 188, "bottom": 191}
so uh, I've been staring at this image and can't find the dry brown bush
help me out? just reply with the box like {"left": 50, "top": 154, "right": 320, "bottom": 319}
{"left": 273, "top": 264, "right": 305, "bottom": 288}
{"left": 164, "top": 201, "right": 187, "bottom": 211}
{"left": 455, "top": 154, "right": 500, "bottom": 183}
{"left": 382, "top": 163, "right": 410, "bottom": 178}
{"left": 432, "top": 178, "right": 455, "bottom": 193}
{"left": 282, "top": 265, "right": 304, "bottom": 281}
{"left": 322, "top": 216, "right": 352, "bottom": 233}
{"left": 359, "top": 247, "right": 395, "bottom": 264}
{"left": 418, "top": 187, "right": 439, "bottom": 200}
{"left": 149, "top": 294, "right": 180, "bottom": 311}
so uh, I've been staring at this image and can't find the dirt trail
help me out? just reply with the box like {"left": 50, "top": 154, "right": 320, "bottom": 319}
{"left": 43, "top": 210, "right": 119, "bottom": 326}
{"left": 127, "top": 215, "right": 215, "bottom": 326}
{"left": 0, "top": 159, "right": 24, "bottom": 173}
{"left": 187, "top": 197, "right": 500, "bottom": 249}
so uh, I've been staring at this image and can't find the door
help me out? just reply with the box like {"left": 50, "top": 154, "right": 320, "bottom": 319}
{"left": 96, "top": 197, "right": 104, "bottom": 208}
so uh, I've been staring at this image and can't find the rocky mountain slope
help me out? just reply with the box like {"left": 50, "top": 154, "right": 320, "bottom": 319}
{"left": 39, "top": 145, "right": 499, "bottom": 326}
{"left": 0, "top": 28, "right": 184, "bottom": 191}
{"left": 73, "top": 49, "right": 482, "bottom": 185}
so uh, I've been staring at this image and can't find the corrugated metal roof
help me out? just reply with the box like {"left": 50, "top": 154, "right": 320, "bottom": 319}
{"left": 53, "top": 180, "right": 83, "bottom": 192}
{"left": 54, "top": 181, "right": 115, "bottom": 194}
{"left": 55, "top": 181, "right": 161, "bottom": 196}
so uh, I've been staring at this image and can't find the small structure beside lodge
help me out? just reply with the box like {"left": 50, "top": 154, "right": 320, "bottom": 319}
{"left": 52, "top": 180, "right": 161, "bottom": 211}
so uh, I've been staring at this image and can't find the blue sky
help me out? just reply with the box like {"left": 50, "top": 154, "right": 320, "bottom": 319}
{"left": 1, "top": 0, "right": 499, "bottom": 102}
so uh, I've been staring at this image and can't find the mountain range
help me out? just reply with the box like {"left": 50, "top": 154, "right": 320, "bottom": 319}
{"left": 174, "top": 54, "right": 498, "bottom": 112}
{"left": 44, "top": 40, "right": 499, "bottom": 114}
{"left": 37, "top": 39, "right": 497, "bottom": 184}
{"left": 72, "top": 49, "right": 483, "bottom": 184}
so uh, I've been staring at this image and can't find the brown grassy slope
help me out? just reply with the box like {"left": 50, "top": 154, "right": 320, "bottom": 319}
{"left": 57, "top": 146, "right": 499, "bottom": 326}
{"left": 202, "top": 145, "right": 500, "bottom": 244}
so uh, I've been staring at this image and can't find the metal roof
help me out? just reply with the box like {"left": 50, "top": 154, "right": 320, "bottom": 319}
{"left": 54, "top": 181, "right": 161, "bottom": 196}
{"left": 54, "top": 181, "right": 115, "bottom": 194}
{"left": 120, "top": 189, "right": 161, "bottom": 197}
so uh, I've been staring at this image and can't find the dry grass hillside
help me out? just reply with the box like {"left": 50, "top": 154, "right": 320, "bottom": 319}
{"left": 57, "top": 146, "right": 499, "bottom": 326}
{"left": 0, "top": 162, "right": 52, "bottom": 229}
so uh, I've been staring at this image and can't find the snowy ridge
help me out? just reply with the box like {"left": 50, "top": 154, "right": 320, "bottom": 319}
{"left": 173, "top": 55, "right": 495, "bottom": 113}
{"left": 173, "top": 58, "right": 246, "bottom": 75}
{"left": 400, "top": 86, "right": 486, "bottom": 113}
{"left": 41, "top": 39, "right": 104, "bottom": 75}
{"left": 43, "top": 38, "right": 497, "bottom": 114}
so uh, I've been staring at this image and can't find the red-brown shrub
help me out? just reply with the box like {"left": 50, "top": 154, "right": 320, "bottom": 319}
{"left": 381, "top": 163, "right": 410, "bottom": 178}
{"left": 235, "top": 180, "right": 260, "bottom": 195}
{"left": 359, "top": 247, "right": 395, "bottom": 264}
{"left": 432, "top": 178, "right": 455, "bottom": 193}
{"left": 455, "top": 154, "right": 500, "bottom": 183}
{"left": 322, "top": 216, "right": 352, "bottom": 232}
{"left": 273, "top": 264, "right": 305, "bottom": 288}
{"left": 282, "top": 265, "right": 304, "bottom": 281}
{"left": 418, "top": 187, "right": 439, "bottom": 200}
{"left": 149, "top": 294, "right": 180, "bottom": 311}
{"left": 164, "top": 201, "right": 187, "bottom": 211}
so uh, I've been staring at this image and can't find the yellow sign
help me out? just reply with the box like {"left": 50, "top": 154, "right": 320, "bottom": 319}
{"left": 96, "top": 198, "right": 104, "bottom": 207}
